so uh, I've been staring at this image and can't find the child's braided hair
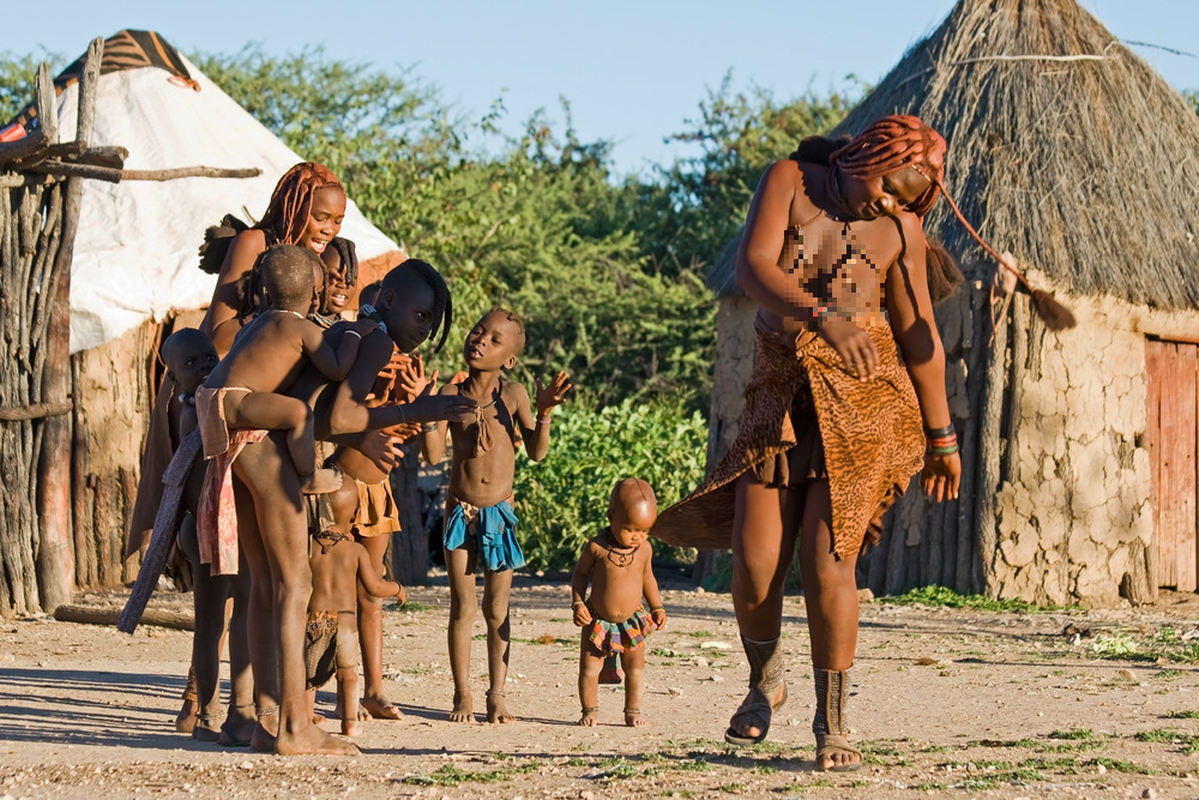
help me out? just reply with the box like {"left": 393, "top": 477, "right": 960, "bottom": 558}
{"left": 254, "top": 162, "right": 344, "bottom": 246}
{"left": 384, "top": 259, "right": 453, "bottom": 352}
{"left": 328, "top": 236, "right": 359, "bottom": 288}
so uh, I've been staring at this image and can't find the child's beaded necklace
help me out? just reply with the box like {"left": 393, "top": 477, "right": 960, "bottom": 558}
{"left": 602, "top": 528, "right": 640, "bottom": 568}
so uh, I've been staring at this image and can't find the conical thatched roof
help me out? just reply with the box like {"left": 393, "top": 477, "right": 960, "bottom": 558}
{"left": 710, "top": 0, "right": 1199, "bottom": 310}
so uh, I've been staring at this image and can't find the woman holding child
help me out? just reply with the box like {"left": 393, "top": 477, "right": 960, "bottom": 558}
{"left": 193, "top": 161, "right": 475, "bottom": 755}
{"left": 200, "top": 161, "right": 346, "bottom": 351}
{"left": 655, "top": 115, "right": 984, "bottom": 771}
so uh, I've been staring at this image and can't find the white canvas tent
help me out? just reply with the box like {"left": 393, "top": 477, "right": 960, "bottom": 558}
{"left": 48, "top": 31, "right": 401, "bottom": 354}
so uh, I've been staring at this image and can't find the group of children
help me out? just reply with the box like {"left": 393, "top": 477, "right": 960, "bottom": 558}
{"left": 157, "top": 234, "right": 670, "bottom": 745}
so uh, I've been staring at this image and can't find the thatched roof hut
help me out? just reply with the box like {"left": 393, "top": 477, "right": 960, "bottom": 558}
{"left": 705, "top": 0, "right": 1199, "bottom": 607}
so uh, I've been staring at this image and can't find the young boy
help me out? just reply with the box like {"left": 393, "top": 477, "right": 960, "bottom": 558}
{"left": 420, "top": 307, "right": 571, "bottom": 723}
{"left": 157, "top": 328, "right": 256, "bottom": 744}
{"left": 305, "top": 505, "right": 406, "bottom": 738}
{"left": 571, "top": 478, "right": 667, "bottom": 728}
{"left": 196, "top": 245, "right": 377, "bottom": 494}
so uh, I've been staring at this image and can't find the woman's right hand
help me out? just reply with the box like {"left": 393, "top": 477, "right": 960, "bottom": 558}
{"left": 818, "top": 317, "right": 879, "bottom": 380}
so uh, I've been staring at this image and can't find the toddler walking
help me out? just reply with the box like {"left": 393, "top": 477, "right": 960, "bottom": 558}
{"left": 571, "top": 478, "right": 667, "bottom": 727}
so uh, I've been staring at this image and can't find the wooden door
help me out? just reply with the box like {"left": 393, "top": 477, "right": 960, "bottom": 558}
{"left": 1146, "top": 338, "right": 1198, "bottom": 591}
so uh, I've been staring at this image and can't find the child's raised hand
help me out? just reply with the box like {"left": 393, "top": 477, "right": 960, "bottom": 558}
{"left": 571, "top": 600, "right": 591, "bottom": 627}
{"left": 397, "top": 357, "right": 436, "bottom": 404}
{"left": 534, "top": 370, "right": 573, "bottom": 417}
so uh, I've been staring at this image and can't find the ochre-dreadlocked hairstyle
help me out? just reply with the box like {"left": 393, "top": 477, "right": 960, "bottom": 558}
{"left": 830, "top": 115, "right": 945, "bottom": 218}
{"left": 806, "top": 115, "right": 1074, "bottom": 328}
{"left": 254, "top": 162, "right": 344, "bottom": 246}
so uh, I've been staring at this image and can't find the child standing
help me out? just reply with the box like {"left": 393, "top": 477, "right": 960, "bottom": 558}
{"left": 420, "top": 307, "right": 571, "bottom": 723}
{"left": 196, "top": 245, "right": 377, "bottom": 494}
{"left": 158, "top": 328, "right": 228, "bottom": 739}
{"left": 305, "top": 516, "right": 406, "bottom": 738}
{"left": 571, "top": 478, "right": 667, "bottom": 728}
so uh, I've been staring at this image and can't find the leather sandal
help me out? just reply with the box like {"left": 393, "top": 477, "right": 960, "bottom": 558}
{"left": 725, "top": 636, "right": 787, "bottom": 745}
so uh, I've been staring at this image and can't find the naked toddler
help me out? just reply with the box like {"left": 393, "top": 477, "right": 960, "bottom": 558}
{"left": 306, "top": 516, "right": 405, "bottom": 737}
{"left": 571, "top": 478, "right": 667, "bottom": 727}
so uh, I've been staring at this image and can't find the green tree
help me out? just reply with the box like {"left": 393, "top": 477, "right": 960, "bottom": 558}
{"left": 199, "top": 47, "right": 718, "bottom": 410}
{"left": 630, "top": 73, "right": 863, "bottom": 277}
{"left": 0, "top": 51, "right": 63, "bottom": 123}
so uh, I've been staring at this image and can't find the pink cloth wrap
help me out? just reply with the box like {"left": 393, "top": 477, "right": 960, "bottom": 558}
{"left": 194, "top": 386, "right": 267, "bottom": 576}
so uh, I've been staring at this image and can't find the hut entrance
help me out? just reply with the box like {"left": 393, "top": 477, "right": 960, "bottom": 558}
{"left": 1146, "top": 337, "right": 1199, "bottom": 592}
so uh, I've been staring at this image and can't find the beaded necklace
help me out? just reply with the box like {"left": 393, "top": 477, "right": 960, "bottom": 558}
{"left": 602, "top": 528, "right": 641, "bottom": 568}
{"left": 357, "top": 303, "right": 389, "bottom": 336}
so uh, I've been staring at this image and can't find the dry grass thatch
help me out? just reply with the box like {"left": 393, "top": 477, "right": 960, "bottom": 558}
{"left": 709, "top": 0, "right": 1199, "bottom": 310}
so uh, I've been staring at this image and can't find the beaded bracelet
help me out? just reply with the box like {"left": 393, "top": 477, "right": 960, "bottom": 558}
{"left": 926, "top": 433, "right": 959, "bottom": 456}
{"left": 537, "top": 416, "right": 552, "bottom": 426}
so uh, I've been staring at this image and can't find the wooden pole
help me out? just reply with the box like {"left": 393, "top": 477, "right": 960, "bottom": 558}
{"left": 56, "top": 604, "right": 194, "bottom": 631}
{"left": 0, "top": 401, "right": 73, "bottom": 421}
{"left": 35, "top": 37, "right": 102, "bottom": 612}
{"left": 977, "top": 292, "right": 1011, "bottom": 596}
{"left": 956, "top": 284, "right": 989, "bottom": 593}
{"left": 389, "top": 441, "right": 429, "bottom": 586}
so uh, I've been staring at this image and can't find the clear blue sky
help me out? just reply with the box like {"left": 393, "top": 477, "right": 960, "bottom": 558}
{"left": 4, "top": 0, "right": 1195, "bottom": 175}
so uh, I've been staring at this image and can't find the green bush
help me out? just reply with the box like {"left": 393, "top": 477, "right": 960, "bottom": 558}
{"left": 513, "top": 395, "right": 708, "bottom": 571}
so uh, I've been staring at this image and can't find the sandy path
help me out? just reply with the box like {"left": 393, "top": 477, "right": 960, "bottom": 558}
{"left": 2, "top": 573, "right": 1198, "bottom": 799}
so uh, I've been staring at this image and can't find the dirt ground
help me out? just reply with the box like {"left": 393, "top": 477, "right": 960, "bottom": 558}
{"left": 2, "top": 570, "right": 1199, "bottom": 800}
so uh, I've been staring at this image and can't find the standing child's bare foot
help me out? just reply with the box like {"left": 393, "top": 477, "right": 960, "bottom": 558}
{"left": 218, "top": 705, "right": 256, "bottom": 747}
{"left": 250, "top": 707, "right": 279, "bottom": 754}
{"left": 485, "top": 690, "right": 517, "bottom": 724}
{"left": 361, "top": 695, "right": 403, "bottom": 720}
{"left": 175, "top": 669, "right": 199, "bottom": 733}
{"left": 578, "top": 706, "right": 598, "bottom": 727}
{"left": 332, "top": 700, "right": 371, "bottom": 722}
{"left": 275, "top": 722, "right": 360, "bottom": 756}
{"left": 624, "top": 708, "right": 645, "bottom": 728}
{"left": 300, "top": 467, "right": 344, "bottom": 495}
{"left": 192, "top": 714, "right": 223, "bottom": 742}
{"left": 448, "top": 689, "right": 475, "bottom": 723}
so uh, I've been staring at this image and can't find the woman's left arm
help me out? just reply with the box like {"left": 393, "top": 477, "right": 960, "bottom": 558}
{"left": 885, "top": 213, "right": 960, "bottom": 501}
